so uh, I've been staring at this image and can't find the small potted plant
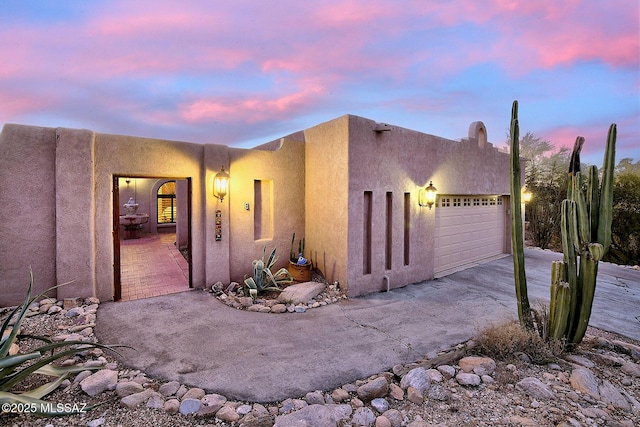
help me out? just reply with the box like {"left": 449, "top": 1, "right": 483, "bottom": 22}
{"left": 288, "top": 233, "right": 312, "bottom": 282}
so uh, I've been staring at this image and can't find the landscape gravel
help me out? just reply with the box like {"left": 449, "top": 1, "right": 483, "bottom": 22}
{"left": 2, "top": 296, "right": 639, "bottom": 427}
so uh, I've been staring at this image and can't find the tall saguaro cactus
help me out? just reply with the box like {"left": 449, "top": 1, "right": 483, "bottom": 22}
{"left": 548, "top": 125, "right": 616, "bottom": 345}
{"left": 509, "top": 100, "right": 533, "bottom": 330}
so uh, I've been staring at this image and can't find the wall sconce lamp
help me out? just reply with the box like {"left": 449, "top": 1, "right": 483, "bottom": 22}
{"left": 125, "top": 178, "right": 131, "bottom": 185}
{"left": 419, "top": 181, "right": 438, "bottom": 209}
{"left": 522, "top": 187, "right": 532, "bottom": 203}
{"left": 213, "top": 166, "right": 230, "bottom": 202}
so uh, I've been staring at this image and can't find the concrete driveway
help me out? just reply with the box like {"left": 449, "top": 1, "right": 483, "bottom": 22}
{"left": 95, "top": 248, "right": 640, "bottom": 402}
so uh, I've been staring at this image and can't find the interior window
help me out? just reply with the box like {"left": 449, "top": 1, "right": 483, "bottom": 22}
{"left": 157, "top": 181, "right": 176, "bottom": 223}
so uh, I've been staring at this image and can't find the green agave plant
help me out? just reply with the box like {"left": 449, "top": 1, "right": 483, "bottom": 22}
{"left": 244, "top": 246, "right": 293, "bottom": 300}
{"left": 0, "top": 270, "right": 126, "bottom": 417}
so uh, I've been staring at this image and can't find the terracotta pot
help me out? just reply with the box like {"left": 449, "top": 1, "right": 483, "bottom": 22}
{"left": 288, "top": 260, "right": 312, "bottom": 282}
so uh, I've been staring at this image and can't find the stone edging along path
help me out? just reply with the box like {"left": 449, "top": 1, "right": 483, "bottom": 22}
{"left": 210, "top": 279, "right": 348, "bottom": 314}
{"left": 5, "top": 293, "right": 640, "bottom": 426}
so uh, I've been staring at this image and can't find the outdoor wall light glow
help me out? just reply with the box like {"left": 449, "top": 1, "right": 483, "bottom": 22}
{"left": 213, "top": 166, "right": 230, "bottom": 202}
{"left": 419, "top": 181, "right": 438, "bottom": 209}
{"left": 522, "top": 187, "right": 532, "bottom": 203}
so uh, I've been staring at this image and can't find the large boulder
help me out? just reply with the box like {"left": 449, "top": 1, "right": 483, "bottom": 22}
{"left": 278, "top": 282, "right": 326, "bottom": 305}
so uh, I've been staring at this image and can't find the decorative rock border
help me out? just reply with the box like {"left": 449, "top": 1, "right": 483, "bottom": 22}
{"left": 210, "top": 279, "right": 348, "bottom": 313}
{"left": 4, "top": 296, "right": 640, "bottom": 426}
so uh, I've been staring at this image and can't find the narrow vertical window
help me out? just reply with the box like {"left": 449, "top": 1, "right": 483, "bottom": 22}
{"left": 385, "top": 192, "right": 392, "bottom": 270}
{"left": 254, "top": 180, "right": 273, "bottom": 240}
{"left": 157, "top": 181, "right": 176, "bottom": 223}
{"left": 404, "top": 192, "right": 410, "bottom": 266}
{"left": 363, "top": 191, "right": 372, "bottom": 274}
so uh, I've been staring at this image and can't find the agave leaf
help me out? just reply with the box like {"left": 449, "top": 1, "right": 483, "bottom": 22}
{"left": 35, "top": 363, "right": 101, "bottom": 378}
{"left": 1, "top": 271, "right": 75, "bottom": 359}
{"left": 23, "top": 340, "right": 125, "bottom": 357}
{"left": 0, "top": 352, "right": 41, "bottom": 369}
{"left": 1, "top": 343, "right": 127, "bottom": 391}
{"left": 244, "top": 277, "right": 257, "bottom": 290}
{"left": 272, "top": 268, "right": 294, "bottom": 284}
{"left": 0, "top": 274, "right": 33, "bottom": 359}
{"left": 265, "top": 247, "right": 278, "bottom": 270}
{"left": 21, "top": 372, "right": 70, "bottom": 400}
{"left": 263, "top": 267, "right": 282, "bottom": 290}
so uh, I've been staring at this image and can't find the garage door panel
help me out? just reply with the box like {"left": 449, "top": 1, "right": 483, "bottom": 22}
{"left": 435, "top": 195, "right": 505, "bottom": 274}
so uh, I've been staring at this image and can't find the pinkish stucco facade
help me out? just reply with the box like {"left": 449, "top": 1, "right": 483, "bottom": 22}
{"left": 0, "top": 114, "right": 517, "bottom": 307}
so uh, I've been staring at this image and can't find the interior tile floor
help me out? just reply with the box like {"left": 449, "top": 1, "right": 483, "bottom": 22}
{"left": 119, "top": 232, "right": 190, "bottom": 301}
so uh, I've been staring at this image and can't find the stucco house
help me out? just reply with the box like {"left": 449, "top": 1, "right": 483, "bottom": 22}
{"left": 0, "top": 114, "right": 516, "bottom": 307}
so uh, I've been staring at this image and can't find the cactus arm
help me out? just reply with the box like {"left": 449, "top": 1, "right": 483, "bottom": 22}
{"left": 290, "top": 233, "right": 296, "bottom": 261}
{"left": 549, "top": 261, "right": 571, "bottom": 340}
{"left": 569, "top": 256, "right": 598, "bottom": 344}
{"left": 509, "top": 100, "right": 533, "bottom": 330}
{"left": 547, "top": 125, "right": 615, "bottom": 347}
{"left": 548, "top": 261, "right": 559, "bottom": 329}
{"left": 566, "top": 136, "right": 584, "bottom": 201}
{"left": 573, "top": 173, "right": 591, "bottom": 246}
{"left": 560, "top": 200, "right": 579, "bottom": 336}
{"left": 551, "top": 281, "right": 571, "bottom": 340}
{"left": 568, "top": 136, "right": 584, "bottom": 174}
{"left": 587, "top": 165, "right": 600, "bottom": 241}
{"left": 597, "top": 124, "right": 616, "bottom": 253}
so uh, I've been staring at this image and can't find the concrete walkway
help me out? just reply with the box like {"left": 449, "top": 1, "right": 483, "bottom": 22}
{"left": 95, "top": 249, "right": 640, "bottom": 403}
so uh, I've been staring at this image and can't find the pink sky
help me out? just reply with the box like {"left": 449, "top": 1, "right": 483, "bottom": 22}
{"left": 0, "top": 0, "right": 637, "bottom": 166}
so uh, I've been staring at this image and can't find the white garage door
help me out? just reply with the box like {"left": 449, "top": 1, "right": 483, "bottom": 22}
{"left": 434, "top": 195, "right": 505, "bottom": 275}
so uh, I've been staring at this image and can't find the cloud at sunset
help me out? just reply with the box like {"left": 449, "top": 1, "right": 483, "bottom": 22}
{"left": 0, "top": 0, "right": 637, "bottom": 164}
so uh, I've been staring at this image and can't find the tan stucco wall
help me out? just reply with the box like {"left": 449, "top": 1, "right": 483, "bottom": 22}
{"left": 303, "top": 116, "right": 350, "bottom": 287}
{"left": 0, "top": 115, "right": 517, "bottom": 306}
{"left": 343, "top": 115, "right": 513, "bottom": 297}
{"left": 345, "top": 116, "right": 433, "bottom": 296}
{"left": 227, "top": 138, "right": 306, "bottom": 282}
{"left": 0, "top": 124, "right": 57, "bottom": 305}
{"left": 93, "top": 132, "right": 209, "bottom": 301}
{"left": 55, "top": 128, "right": 96, "bottom": 300}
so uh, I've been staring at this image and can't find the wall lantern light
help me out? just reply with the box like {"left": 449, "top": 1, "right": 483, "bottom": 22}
{"left": 213, "top": 166, "right": 230, "bottom": 202}
{"left": 419, "top": 181, "right": 438, "bottom": 209}
{"left": 522, "top": 187, "right": 532, "bottom": 203}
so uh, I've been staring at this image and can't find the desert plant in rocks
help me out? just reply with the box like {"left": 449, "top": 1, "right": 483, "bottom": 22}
{"left": 244, "top": 246, "right": 293, "bottom": 300}
{"left": 509, "top": 100, "right": 617, "bottom": 347}
{"left": 509, "top": 100, "right": 534, "bottom": 331}
{"left": 548, "top": 125, "right": 616, "bottom": 345}
{"left": 0, "top": 270, "right": 123, "bottom": 416}
{"left": 473, "top": 320, "right": 562, "bottom": 364}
